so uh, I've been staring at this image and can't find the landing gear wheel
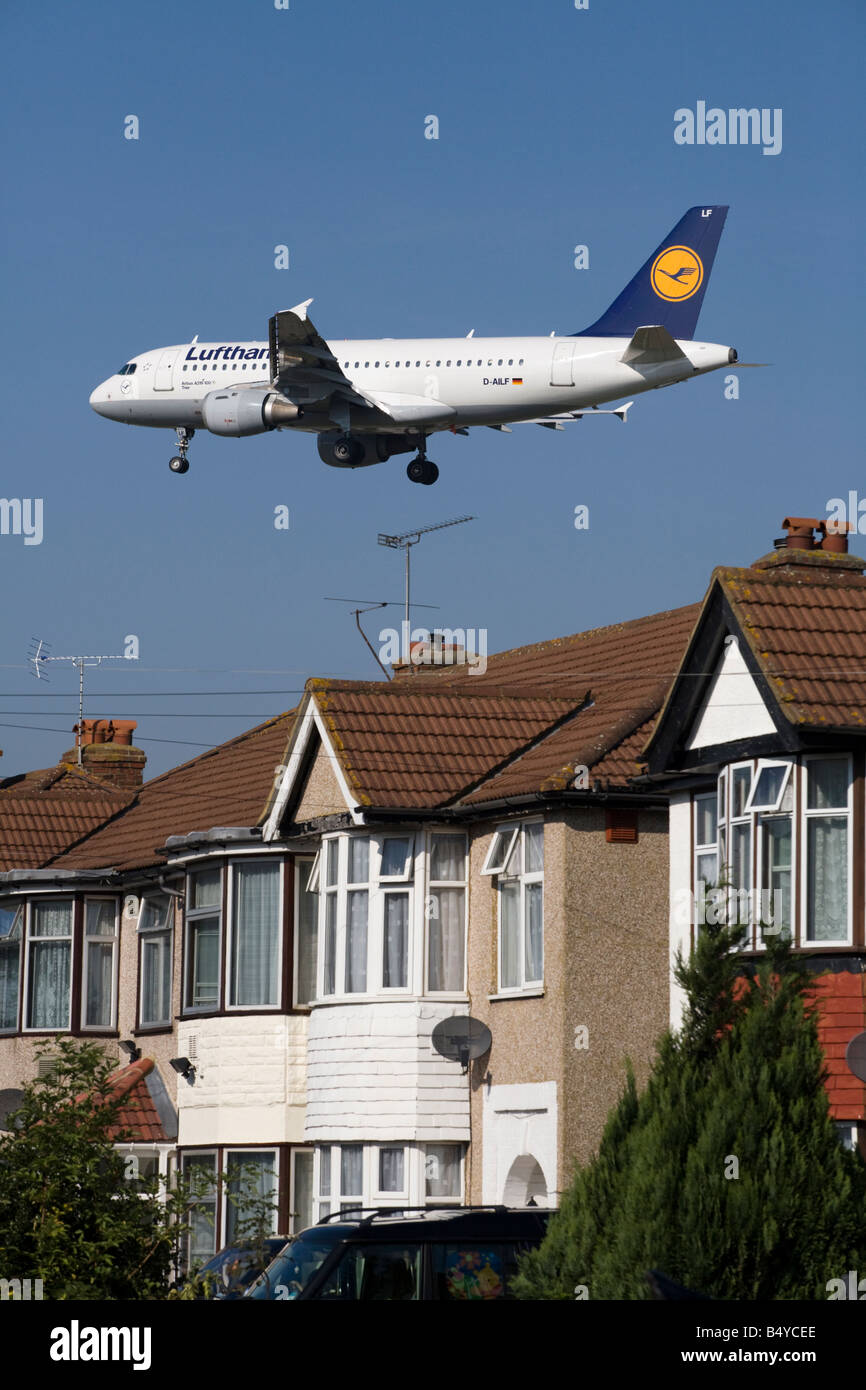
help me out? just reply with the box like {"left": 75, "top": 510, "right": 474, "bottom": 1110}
{"left": 170, "top": 426, "right": 194, "bottom": 474}
{"left": 407, "top": 455, "right": 438, "bottom": 485}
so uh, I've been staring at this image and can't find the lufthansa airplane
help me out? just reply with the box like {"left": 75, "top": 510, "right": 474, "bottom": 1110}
{"left": 89, "top": 206, "right": 738, "bottom": 485}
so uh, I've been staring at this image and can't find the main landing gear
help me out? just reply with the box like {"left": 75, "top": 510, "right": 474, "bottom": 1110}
{"left": 169, "top": 427, "right": 194, "bottom": 474}
{"left": 406, "top": 441, "right": 439, "bottom": 486}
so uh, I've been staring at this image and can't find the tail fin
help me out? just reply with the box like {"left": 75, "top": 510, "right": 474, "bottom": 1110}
{"left": 574, "top": 206, "right": 728, "bottom": 339}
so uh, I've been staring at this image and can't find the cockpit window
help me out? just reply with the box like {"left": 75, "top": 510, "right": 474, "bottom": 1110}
{"left": 116, "top": 363, "right": 137, "bottom": 376}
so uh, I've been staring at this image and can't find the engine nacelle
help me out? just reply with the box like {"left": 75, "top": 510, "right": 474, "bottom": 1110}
{"left": 201, "top": 388, "right": 303, "bottom": 437}
{"left": 317, "top": 432, "right": 417, "bottom": 469}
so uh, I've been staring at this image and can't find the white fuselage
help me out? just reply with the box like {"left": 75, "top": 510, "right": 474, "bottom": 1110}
{"left": 89, "top": 333, "right": 733, "bottom": 435}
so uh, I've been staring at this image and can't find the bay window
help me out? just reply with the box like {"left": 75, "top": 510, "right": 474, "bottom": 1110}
{"left": 26, "top": 900, "right": 73, "bottom": 1030}
{"left": 138, "top": 894, "right": 173, "bottom": 1028}
{"left": 0, "top": 903, "right": 23, "bottom": 1033}
{"left": 82, "top": 898, "right": 118, "bottom": 1029}
{"left": 483, "top": 821, "right": 544, "bottom": 992}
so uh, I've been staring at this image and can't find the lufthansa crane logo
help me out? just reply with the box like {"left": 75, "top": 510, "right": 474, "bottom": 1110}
{"left": 650, "top": 245, "right": 704, "bottom": 302}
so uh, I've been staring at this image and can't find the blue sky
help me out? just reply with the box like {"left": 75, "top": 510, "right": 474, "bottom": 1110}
{"left": 1, "top": 0, "right": 863, "bottom": 778}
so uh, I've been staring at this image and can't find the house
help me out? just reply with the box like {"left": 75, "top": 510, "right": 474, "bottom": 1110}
{"left": 0, "top": 602, "right": 696, "bottom": 1252}
{"left": 642, "top": 516, "right": 866, "bottom": 1154}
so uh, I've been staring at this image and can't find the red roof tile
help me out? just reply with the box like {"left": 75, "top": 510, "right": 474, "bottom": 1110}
{"left": 0, "top": 764, "right": 133, "bottom": 872}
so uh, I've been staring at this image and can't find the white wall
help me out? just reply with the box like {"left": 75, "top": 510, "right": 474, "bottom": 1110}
{"left": 686, "top": 637, "right": 775, "bottom": 749}
{"left": 481, "top": 1081, "right": 558, "bottom": 1206}
{"left": 668, "top": 791, "right": 692, "bottom": 1030}
{"left": 176, "top": 1014, "right": 307, "bottom": 1146}
{"left": 305, "top": 1000, "right": 470, "bottom": 1142}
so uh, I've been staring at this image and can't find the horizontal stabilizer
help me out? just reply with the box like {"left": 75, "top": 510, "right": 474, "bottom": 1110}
{"left": 621, "top": 325, "right": 687, "bottom": 366}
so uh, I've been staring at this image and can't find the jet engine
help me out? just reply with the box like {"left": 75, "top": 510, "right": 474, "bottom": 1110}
{"left": 201, "top": 388, "right": 303, "bottom": 437}
{"left": 317, "top": 432, "right": 416, "bottom": 468}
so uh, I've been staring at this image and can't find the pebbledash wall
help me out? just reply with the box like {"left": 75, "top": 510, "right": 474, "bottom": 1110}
{"left": 466, "top": 810, "right": 670, "bottom": 1206}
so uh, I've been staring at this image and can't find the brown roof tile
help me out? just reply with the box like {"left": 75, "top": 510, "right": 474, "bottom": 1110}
{"left": 52, "top": 712, "right": 295, "bottom": 871}
{"left": 0, "top": 765, "right": 133, "bottom": 872}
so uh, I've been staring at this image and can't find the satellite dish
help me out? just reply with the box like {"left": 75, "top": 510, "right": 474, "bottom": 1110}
{"left": 845, "top": 1031, "right": 866, "bottom": 1083}
{"left": 432, "top": 1016, "right": 492, "bottom": 1073}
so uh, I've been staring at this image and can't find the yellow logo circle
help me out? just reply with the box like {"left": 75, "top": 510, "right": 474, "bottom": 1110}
{"left": 650, "top": 246, "right": 704, "bottom": 301}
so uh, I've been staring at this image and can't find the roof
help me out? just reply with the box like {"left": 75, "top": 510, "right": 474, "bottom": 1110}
{"left": 0, "top": 764, "right": 133, "bottom": 873}
{"left": 102, "top": 1058, "right": 172, "bottom": 1143}
{"left": 717, "top": 551, "right": 866, "bottom": 731}
{"left": 51, "top": 711, "right": 295, "bottom": 872}
{"left": 305, "top": 604, "right": 699, "bottom": 810}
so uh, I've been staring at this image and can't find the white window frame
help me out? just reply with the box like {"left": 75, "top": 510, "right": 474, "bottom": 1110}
{"left": 425, "top": 829, "right": 468, "bottom": 996}
{"left": 423, "top": 1143, "right": 465, "bottom": 1206}
{"left": 225, "top": 858, "right": 283, "bottom": 1012}
{"left": 378, "top": 833, "right": 415, "bottom": 882}
{"left": 726, "top": 763, "right": 754, "bottom": 941}
{"left": 801, "top": 754, "right": 852, "bottom": 947}
{"left": 184, "top": 867, "right": 223, "bottom": 1014}
{"left": 481, "top": 825, "right": 519, "bottom": 875}
{"left": 495, "top": 820, "right": 544, "bottom": 994}
{"left": 137, "top": 894, "right": 174, "bottom": 1029}
{"left": 23, "top": 898, "right": 73, "bottom": 1032}
{"left": 81, "top": 897, "right": 119, "bottom": 1031}
{"left": 182, "top": 1149, "right": 219, "bottom": 1268}
{"left": 316, "top": 833, "right": 419, "bottom": 1000}
{"left": 744, "top": 759, "right": 792, "bottom": 814}
{"left": 290, "top": 1148, "right": 315, "bottom": 1233}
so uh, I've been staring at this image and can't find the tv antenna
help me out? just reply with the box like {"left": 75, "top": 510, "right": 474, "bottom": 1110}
{"left": 377, "top": 516, "right": 476, "bottom": 627}
{"left": 28, "top": 638, "right": 139, "bottom": 764}
{"left": 324, "top": 597, "right": 440, "bottom": 680}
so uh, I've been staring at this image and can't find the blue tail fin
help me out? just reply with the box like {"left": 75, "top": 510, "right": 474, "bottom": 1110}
{"left": 574, "top": 205, "right": 728, "bottom": 339}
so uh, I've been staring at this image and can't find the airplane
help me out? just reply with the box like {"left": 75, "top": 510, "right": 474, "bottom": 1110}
{"left": 89, "top": 206, "right": 740, "bottom": 485}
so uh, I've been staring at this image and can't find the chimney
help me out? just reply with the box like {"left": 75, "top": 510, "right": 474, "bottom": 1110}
{"left": 61, "top": 719, "right": 146, "bottom": 790}
{"left": 752, "top": 515, "right": 864, "bottom": 576}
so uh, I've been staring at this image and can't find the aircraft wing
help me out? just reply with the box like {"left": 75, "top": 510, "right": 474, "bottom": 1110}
{"left": 505, "top": 402, "right": 633, "bottom": 431}
{"left": 268, "top": 301, "right": 378, "bottom": 415}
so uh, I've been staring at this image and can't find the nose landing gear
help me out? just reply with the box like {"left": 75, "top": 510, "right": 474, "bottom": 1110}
{"left": 169, "top": 427, "right": 194, "bottom": 474}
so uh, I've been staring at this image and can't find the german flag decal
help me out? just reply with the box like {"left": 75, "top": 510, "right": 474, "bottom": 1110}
{"left": 512, "top": 377, "right": 523, "bottom": 385}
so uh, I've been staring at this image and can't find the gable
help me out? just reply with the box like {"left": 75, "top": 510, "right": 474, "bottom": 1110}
{"left": 292, "top": 735, "right": 353, "bottom": 822}
{"left": 686, "top": 636, "right": 776, "bottom": 750}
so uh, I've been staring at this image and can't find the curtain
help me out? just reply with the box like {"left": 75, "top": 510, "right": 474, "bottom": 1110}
{"left": 340, "top": 1145, "right": 363, "bottom": 1197}
{"left": 84, "top": 901, "right": 116, "bottom": 1027}
{"left": 383, "top": 893, "right": 408, "bottom": 988}
{"left": 524, "top": 882, "right": 543, "bottom": 982}
{"left": 231, "top": 863, "right": 279, "bottom": 1006}
{"left": 28, "top": 902, "right": 72, "bottom": 1028}
{"left": 427, "top": 887, "right": 465, "bottom": 991}
{"left": 345, "top": 890, "right": 368, "bottom": 992}
{"left": 425, "top": 1145, "right": 461, "bottom": 1199}
{"left": 761, "top": 816, "right": 791, "bottom": 941}
{"left": 524, "top": 823, "right": 544, "bottom": 873}
{"left": 430, "top": 834, "right": 465, "bottom": 881}
{"left": 808, "top": 817, "right": 847, "bottom": 941}
{"left": 293, "top": 1151, "right": 314, "bottom": 1232}
{"left": 379, "top": 1147, "right": 404, "bottom": 1193}
{"left": 296, "top": 862, "right": 318, "bottom": 1004}
{"left": 192, "top": 869, "right": 221, "bottom": 910}
{"left": 141, "top": 935, "right": 171, "bottom": 1025}
{"left": 499, "top": 880, "right": 520, "bottom": 989}
{"left": 348, "top": 837, "right": 370, "bottom": 884}
{"left": 225, "top": 1151, "right": 277, "bottom": 1244}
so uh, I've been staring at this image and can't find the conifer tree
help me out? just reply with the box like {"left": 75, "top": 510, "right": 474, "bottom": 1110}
{"left": 514, "top": 923, "right": 866, "bottom": 1300}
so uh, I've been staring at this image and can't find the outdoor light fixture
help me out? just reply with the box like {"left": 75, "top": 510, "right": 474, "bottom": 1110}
{"left": 169, "top": 1056, "right": 196, "bottom": 1081}
{"left": 119, "top": 1040, "right": 141, "bottom": 1062}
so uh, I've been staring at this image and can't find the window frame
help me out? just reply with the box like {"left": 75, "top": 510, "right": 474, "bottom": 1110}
{"left": 23, "top": 898, "right": 74, "bottom": 1033}
{"left": 481, "top": 825, "right": 518, "bottom": 876}
{"left": 495, "top": 820, "right": 544, "bottom": 995}
{"left": 225, "top": 858, "right": 284, "bottom": 1012}
{"left": 744, "top": 759, "right": 792, "bottom": 814}
{"left": 425, "top": 830, "right": 468, "bottom": 995}
{"left": 221, "top": 1147, "right": 279, "bottom": 1247}
{"left": 801, "top": 753, "right": 853, "bottom": 947}
{"left": 0, "top": 901, "right": 24, "bottom": 1035}
{"left": 137, "top": 893, "right": 174, "bottom": 1030}
{"left": 293, "top": 856, "right": 319, "bottom": 1008}
{"left": 183, "top": 867, "right": 224, "bottom": 1015}
{"left": 81, "top": 896, "right": 119, "bottom": 1031}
